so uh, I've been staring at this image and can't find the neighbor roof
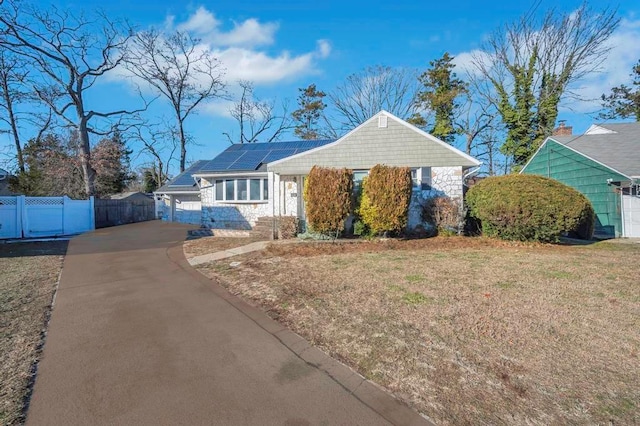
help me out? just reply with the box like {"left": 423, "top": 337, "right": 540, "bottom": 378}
{"left": 549, "top": 122, "right": 640, "bottom": 178}
{"left": 156, "top": 160, "right": 208, "bottom": 193}
{"left": 198, "top": 140, "right": 335, "bottom": 173}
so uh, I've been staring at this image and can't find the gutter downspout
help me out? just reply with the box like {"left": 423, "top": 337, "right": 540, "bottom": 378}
{"left": 463, "top": 166, "right": 482, "bottom": 184}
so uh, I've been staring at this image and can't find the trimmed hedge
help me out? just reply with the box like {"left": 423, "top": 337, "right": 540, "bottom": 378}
{"left": 359, "top": 165, "right": 412, "bottom": 235}
{"left": 466, "top": 174, "right": 595, "bottom": 242}
{"left": 303, "top": 166, "right": 353, "bottom": 235}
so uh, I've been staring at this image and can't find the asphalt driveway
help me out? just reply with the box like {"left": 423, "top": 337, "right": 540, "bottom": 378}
{"left": 26, "top": 221, "right": 428, "bottom": 425}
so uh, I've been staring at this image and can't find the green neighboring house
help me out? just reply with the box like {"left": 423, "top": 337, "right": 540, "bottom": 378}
{"left": 521, "top": 122, "right": 640, "bottom": 239}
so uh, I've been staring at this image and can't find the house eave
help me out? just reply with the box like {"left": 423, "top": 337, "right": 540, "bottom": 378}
{"left": 193, "top": 171, "right": 269, "bottom": 179}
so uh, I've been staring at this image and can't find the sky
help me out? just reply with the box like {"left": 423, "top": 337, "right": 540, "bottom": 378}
{"left": 3, "top": 0, "right": 640, "bottom": 176}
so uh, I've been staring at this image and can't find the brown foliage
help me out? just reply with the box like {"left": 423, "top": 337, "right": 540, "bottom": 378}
{"left": 277, "top": 216, "right": 299, "bottom": 239}
{"left": 359, "top": 165, "right": 412, "bottom": 235}
{"left": 303, "top": 166, "right": 353, "bottom": 235}
{"left": 422, "top": 196, "right": 462, "bottom": 233}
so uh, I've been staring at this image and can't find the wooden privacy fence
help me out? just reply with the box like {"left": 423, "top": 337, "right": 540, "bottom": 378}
{"left": 0, "top": 195, "right": 94, "bottom": 239}
{"left": 94, "top": 198, "right": 156, "bottom": 228}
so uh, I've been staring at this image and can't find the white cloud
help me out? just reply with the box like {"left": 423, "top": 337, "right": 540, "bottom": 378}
{"left": 562, "top": 17, "right": 640, "bottom": 113}
{"left": 451, "top": 49, "right": 487, "bottom": 77}
{"left": 110, "top": 6, "right": 331, "bottom": 117}
{"left": 176, "top": 6, "right": 277, "bottom": 48}
{"left": 215, "top": 48, "right": 315, "bottom": 84}
{"left": 202, "top": 98, "right": 236, "bottom": 118}
{"left": 177, "top": 7, "right": 219, "bottom": 36}
{"left": 316, "top": 39, "right": 331, "bottom": 59}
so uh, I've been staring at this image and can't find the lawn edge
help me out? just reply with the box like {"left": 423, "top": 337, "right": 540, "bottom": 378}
{"left": 173, "top": 242, "right": 434, "bottom": 426}
{"left": 20, "top": 251, "right": 66, "bottom": 424}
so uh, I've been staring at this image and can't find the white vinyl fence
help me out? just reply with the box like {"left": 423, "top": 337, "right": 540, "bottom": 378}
{"left": 0, "top": 196, "right": 95, "bottom": 239}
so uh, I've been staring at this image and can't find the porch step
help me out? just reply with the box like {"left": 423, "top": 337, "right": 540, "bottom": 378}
{"left": 251, "top": 217, "right": 276, "bottom": 240}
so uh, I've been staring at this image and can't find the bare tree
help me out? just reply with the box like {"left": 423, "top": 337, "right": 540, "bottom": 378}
{"left": 126, "top": 29, "right": 225, "bottom": 171}
{"left": 472, "top": 3, "right": 619, "bottom": 166}
{"left": 0, "top": 1, "right": 145, "bottom": 196}
{"left": 455, "top": 81, "right": 497, "bottom": 156}
{"left": 329, "top": 65, "right": 422, "bottom": 132}
{"left": 129, "top": 121, "right": 178, "bottom": 189}
{"left": 224, "top": 80, "right": 291, "bottom": 144}
{"left": 0, "top": 50, "right": 53, "bottom": 173}
{"left": 0, "top": 51, "right": 28, "bottom": 172}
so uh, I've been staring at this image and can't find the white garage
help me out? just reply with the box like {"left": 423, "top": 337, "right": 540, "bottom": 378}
{"left": 622, "top": 188, "right": 640, "bottom": 238}
{"left": 154, "top": 161, "right": 206, "bottom": 226}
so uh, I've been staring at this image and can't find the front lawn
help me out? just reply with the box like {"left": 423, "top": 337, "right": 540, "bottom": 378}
{"left": 190, "top": 237, "right": 640, "bottom": 425}
{"left": 0, "top": 241, "right": 67, "bottom": 425}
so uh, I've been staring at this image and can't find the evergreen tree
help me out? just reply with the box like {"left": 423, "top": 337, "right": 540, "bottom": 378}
{"left": 11, "top": 132, "right": 85, "bottom": 197}
{"left": 292, "top": 84, "right": 327, "bottom": 140}
{"left": 600, "top": 60, "right": 640, "bottom": 121}
{"left": 93, "top": 131, "right": 134, "bottom": 197}
{"left": 416, "top": 53, "right": 468, "bottom": 144}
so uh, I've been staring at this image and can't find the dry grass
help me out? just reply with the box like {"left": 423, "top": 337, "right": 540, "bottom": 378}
{"left": 191, "top": 236, "right": 640, "bottom": 425}
{"left": 0, "top": 241, "right": 67, "bottom": 425}
{"left": 183, "top": 236, "right": 265, "bottom": 257}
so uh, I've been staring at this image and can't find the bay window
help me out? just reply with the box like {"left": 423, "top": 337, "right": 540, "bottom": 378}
{"left": 214, "top": 178, "right": 269, "bottom": 202}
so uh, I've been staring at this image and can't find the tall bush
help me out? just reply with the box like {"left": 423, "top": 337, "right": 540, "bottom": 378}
{"left": 303, "top": 166, "right": 353, "bottom": 236}
{"left": 359, "top": 165, "right": 412, "bottom": 235}
{"left": 466, "top": 174, "right": 595, "bottom": 242}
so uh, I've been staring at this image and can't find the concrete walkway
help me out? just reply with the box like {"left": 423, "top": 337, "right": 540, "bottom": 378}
{"left": 188, "top": 241, "right": 270, "bottom": 266}
{"left": 27, "top": 221, "right": 429, "bottom": 425}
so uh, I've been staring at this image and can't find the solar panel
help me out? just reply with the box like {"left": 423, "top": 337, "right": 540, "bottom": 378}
{"left": 227, "top": 150, "right": 269, "bottom": 170}
{"left": 195, "top": 139, "right": 336, "bottom": 173}
{"left": 262, "top": 149, "right": 298, "bottom": 163}
{"left": 169, "top": 161, "right": 207, "bottom": 186}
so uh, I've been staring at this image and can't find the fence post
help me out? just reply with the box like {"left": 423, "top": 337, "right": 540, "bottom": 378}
{"left": 90, "top": 196, "right": 96, "bottom": 230}
{"left": 18, "top": 195, "right": 25, "bottom": 238}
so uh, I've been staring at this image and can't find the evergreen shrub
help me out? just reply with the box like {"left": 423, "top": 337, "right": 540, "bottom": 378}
{"left": 465, "top": 174, "right": 595, "bottom": 242}
{"left": 303, "top": 166, "right": 353, "bottom": 236}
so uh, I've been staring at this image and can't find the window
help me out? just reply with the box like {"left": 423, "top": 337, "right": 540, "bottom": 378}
{"left": 410, "top": 167, "right": 432, "bottom": 190}
{"left": 236, "top": 179, "right": 248, "bottom": 200}
{"left": 225, "top": 180, "right": 234, "bottom": 200}
{"left": 215, "top": 178, "right": 269, "bottom": 202}
{"left": 420, "top": 167, "right": 432, "bottom": 189}
{"left": 250, "top": 179, "right": 261, "bottom": 201}
{"left": 215, "top": 180, "right": 223, "bottom": 200}
{"left": 353, "top": 170, "right": 369, "bottom": 192}
{"left": 411, "top": 169, "right": 420, "bottom": 188}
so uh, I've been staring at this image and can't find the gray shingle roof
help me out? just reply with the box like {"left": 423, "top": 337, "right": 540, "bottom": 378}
{"left": 550, "top": 122, "right": 640, "bottom": 177}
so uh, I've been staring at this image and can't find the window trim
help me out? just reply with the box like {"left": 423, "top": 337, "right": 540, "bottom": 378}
{"left": 214, "top": 177, "right": 269, "bottom": 203}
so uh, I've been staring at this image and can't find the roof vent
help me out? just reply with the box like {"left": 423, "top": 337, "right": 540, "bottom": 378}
{"left": 378, "top": 115, "right": 388, "bottom": 128}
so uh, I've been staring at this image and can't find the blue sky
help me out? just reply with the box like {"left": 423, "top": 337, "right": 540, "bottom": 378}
{"left": 4, "top": 0, "right": 640, "bottom": 175}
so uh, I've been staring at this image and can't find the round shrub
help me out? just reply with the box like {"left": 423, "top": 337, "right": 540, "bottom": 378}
{"left": 465, "top": 174, "right": 594, "bottom": 242}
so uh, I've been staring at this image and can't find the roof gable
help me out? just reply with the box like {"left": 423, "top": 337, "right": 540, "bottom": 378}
{"left": 268, "top": 111, "right": 480, "bottom": 174}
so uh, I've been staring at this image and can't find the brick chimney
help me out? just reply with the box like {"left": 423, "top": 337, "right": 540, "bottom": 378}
{"left": 553, "top": 120, "right": 572, "bottom": 136}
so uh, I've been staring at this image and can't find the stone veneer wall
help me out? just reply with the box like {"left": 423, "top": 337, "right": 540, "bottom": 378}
{"left": 279, "top": 176, "right": 300, "bottom": 217}
{"left": 407, "top": 166, "right": 464, "bottom": 229}
{"left": 200, "top": 175, "right": 276, "bottom": 229}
